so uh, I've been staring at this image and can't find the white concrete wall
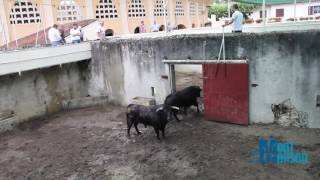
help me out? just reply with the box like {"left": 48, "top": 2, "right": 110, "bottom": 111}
{"left": 251, "top": 2, "right": 320, "bottom": 20}
{"left": 175, "top": 65, "right": 202, "bottom": 73}
{"left": 251, "top": 6, "right": 272, "bottom": 20}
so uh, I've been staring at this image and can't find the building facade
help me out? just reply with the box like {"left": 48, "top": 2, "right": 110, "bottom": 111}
{"left": 0, "top": 0, "right": 212, "bottom": 46}
{"left": 251, "top": 1, "right": 320, "bottom": 20}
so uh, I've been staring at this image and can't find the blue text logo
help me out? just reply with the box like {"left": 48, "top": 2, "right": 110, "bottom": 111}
{"left": 250, "top": 138, "right": 309, "bottom": 165}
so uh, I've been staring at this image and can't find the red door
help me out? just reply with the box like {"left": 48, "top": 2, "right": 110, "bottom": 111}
{"left": 203, "top": 64, "right": 249, "bottom": 125}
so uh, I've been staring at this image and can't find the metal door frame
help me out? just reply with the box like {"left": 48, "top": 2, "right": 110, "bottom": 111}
{"left": 162, "top": 59, "right": 248, "bottom": 93}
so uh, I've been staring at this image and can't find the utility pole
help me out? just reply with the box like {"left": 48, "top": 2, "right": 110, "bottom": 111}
{"left": 162, "top": 0, "right": 169, "bottom": 33}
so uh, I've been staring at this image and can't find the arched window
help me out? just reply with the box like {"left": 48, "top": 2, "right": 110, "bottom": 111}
{"left": 95, "top": 0, "right": 118, "bottom": 19}
{"left": 105, "top": 29, "right": 114, "bottom": 36}
{"left": 189, "top": 1, "right": 197, "bottom": 16}
{"left": 134, "top": 26, "right": 140, "bottom": 33}
{"left": 57, "top": 0, "right": 82, "bottom": 22}
{"left": 128, "top": 0, "right": 146, "bottom": 18}
{"left": 9, "top": 1, "right": 41, "bottom": 24}
{"left": 175, "top": 0, "right": 184, "bottom": 16}
{"left": 177, "top": 24, "right": 186, "bottom": 29}
{"left": 154, "top": 0, "right": 167, "bottom": 17}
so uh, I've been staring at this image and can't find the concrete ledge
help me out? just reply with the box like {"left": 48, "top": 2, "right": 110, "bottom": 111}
{"left": 0, "top": 42, "right": 92, "bottom": 76}
{"left": 0, "top": 117, "right": 18, "bottom": 133}
{"left": 62, "top": 96, "right": 109, "bottom": 110}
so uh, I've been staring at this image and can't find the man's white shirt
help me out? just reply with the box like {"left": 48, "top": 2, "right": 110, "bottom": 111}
{"left": 151, "top": 24, "right": 160, "bottom": 32}
{"left": 97, "top": 25, "right": 105, "bottom": 39}
{"left": 70, "top": 27, "right": 81, "bottom": 41}
{"left": 48, "top": 28, "right": 62, "bottom": 42}
{"left": 232, "top": 10, "right": 244, "bottom": 31}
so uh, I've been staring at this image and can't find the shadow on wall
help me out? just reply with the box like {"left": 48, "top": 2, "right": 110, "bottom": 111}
{"left": 177, "top": 24, "right": 186, "bottom": 30}
{"left": 105, "top": 29, "right": 114, "bottom": 36}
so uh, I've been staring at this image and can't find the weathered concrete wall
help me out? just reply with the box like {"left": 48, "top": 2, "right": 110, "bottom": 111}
{"left": 175, "top": 65, "right": 202, "bottom": 73}
{"left": 93, "top": 31, "right": 320, "bottom": 128}
{"left": 91, "top": 39, "right": 171, "bottom": 105}
{"left": 0, "top": 61, "right": 108, "bottom": 132}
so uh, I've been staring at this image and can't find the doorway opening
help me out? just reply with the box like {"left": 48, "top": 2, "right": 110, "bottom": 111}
{"left": 134, "top": 26, "right": 140, "bottom": 34}
{"left": 164, "top": 59, "right": 249, "bottom": 125}
{"left": 105, "top": 29, "right": 114, "bottom": 36}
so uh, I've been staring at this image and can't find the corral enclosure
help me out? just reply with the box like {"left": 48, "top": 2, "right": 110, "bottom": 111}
{"left": 92, "top": 30, "right": 320, "bottom": 128}
{"left": 0, "top": 30, "right": 320, "bottom": 131}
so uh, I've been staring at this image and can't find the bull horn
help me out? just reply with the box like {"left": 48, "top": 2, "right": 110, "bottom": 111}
{"left": 171, "top": 106, "right": 180, "bottom": 110}
{"left": 156, "top": 107, "right": 164, "bottom": 112}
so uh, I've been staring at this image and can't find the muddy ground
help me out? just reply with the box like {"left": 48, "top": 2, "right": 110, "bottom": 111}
{"left": 0, "top": 72, "right": 319, "bottom": 180}
{"left": 0, "top": 106, "right": 319, "bottom": 180}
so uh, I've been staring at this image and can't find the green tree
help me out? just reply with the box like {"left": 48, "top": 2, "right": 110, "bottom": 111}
{"left": 238, "top": 3, "right": 256, "bottom": 15}
{"left": 208, "top": 3, "right": 256, "bottom": 19}
{"left": 208, "top": 3, "right": 228, "bottom": 19}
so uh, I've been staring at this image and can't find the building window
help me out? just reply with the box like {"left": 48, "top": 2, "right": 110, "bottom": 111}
{"left": 57, "top": 0, "right": 81, "bottom": 22}
{"left": 175, "top": 0, "right": 184, "bottom": 16}
{"left": 9, "top": 1, "right": 41, "bottom": 24}
{"left": 154, "top": 0, "right": 167, "bottom": 17}
{"left": 309, "top": 5, "right": 320, "bottom": 15}
{"left": 189, "top": 1, "right": 196, "bottom": 16}
{"left": 95, "top": 0, "right": 118, "bottom": 19}
{"left": 276, "top": 8, "right": 284, "bottom": 17}
{"left": 128, "top": 0, "right": 146, "bottom": 18}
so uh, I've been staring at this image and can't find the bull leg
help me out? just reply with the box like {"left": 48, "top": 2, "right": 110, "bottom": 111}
{"left": 196, "top": 103, "right": 200, "bottom": 113}
{"left": 173, "top": 112, "right": 181, "bottom": 122}
{"left": 134, "top": 122, "right": 141, "bottom": 135}
{"left": 161, "top": 128, "right": 165, "bottom": 138}
{"left": 154, "top": 127, "right": 160, "bottom": 140}
{"left": 127, "top": 116, "right": 133, "bottom": 137}
{"left": 184, "top": 107, "right": 188, "bottom": 115}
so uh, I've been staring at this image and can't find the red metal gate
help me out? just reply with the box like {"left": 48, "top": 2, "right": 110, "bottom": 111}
{"left": 203, "top": 64, "right": 249, "bottom": 125}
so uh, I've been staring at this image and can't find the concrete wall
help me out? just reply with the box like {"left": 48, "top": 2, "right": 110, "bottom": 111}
{"left": 0, "top": 58, "right": 110, "bottom": 133}
{"left": 175, "top": 65, "right": 202, "bottom": 73}
{"left": 92, "top": 31, "right": 320, "bottom": 128}
{"left": 91, "top": 39, "right": 171, "bottom": 105}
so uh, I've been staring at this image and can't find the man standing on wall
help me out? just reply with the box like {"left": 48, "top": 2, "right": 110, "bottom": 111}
{"left": 48, "top": 24, "right": 62, "bottom": 46}
{"left": 96, "top": 21, "right": 106, "bottom": 40}
{"left": 70, "top": 23, "right": 81, "bottom": 44}
{"left": 222, "top": 4, "right": 244, "bottom": 33}
{"left": 150, "top": 20, "right": 160, "bottom": 32}
{"left": 139, "top": 21, "right": 147, "bottom": 33}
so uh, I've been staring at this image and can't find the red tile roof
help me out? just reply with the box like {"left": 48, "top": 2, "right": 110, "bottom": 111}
{"left": 1, "top": 19, "right": 96, "bottom": 49}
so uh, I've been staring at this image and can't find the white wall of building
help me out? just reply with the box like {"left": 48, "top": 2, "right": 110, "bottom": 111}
{"left": 251, "top": 6, "right": 271, "bottom": 20}
{"left": 251, "top": 2, "right": 320, "bottom": 20}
